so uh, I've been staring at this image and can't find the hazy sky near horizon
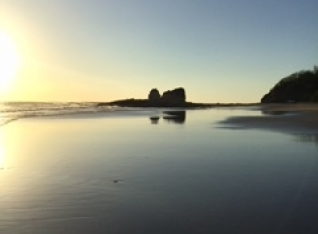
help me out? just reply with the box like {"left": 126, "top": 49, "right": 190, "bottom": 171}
{"left": 0, "top": 0, "right": 317, "bottom": 102}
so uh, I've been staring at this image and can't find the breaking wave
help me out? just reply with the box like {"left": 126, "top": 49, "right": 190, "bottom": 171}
{"left": 0, "top": 102, "right": 124, "bottom": 126}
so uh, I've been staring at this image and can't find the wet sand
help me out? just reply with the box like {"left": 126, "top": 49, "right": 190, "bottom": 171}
{"left": 220, "top": 104, "right": 318, "bottom": 135}
{"left": 1, "top": 106, "right": 318, "bottom": 233}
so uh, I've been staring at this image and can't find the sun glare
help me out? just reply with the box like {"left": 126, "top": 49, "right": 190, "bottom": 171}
{"left": 0, "top": 31, "right": 21, "bottom": 93}
{"left": 0, "top": 148, "right": 4, "bottom": 169}
{"left": 0, "top": 133, "right": 4, "bottom": 168}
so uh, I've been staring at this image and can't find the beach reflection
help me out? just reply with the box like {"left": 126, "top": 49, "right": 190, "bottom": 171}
{"left": 261, "top": 109, "right": 290, "bottom": 116}
{"left": 0, "top": 109, "right": 317, "bottom": 233}
{"left": 149, "top": 116, "right": 160, "bottom": 124}
{"left": 294, "top": 134, "right": 318, "bottom": 146}
{"left": 163, "top": 111, "right": 186, "bottom": 124}
{"left": 150, "top": 110, "right": 186, "bottom": 124}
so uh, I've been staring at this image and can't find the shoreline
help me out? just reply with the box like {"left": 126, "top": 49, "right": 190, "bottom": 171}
{"left": 2, "top": 103, "right": 318, "bottom": 135}
{"left": 220, "top": 103, "right": 318, "bottom": 135}
{"left": 97, "top": 99, "right": 258, "bottom": 108}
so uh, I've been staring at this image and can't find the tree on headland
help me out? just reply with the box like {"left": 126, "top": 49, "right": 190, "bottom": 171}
{"left": 261, "top": 66, "right": 318, "bottom": 103}
{"left": 311, "top": 90, "right": 318, "bottom": 102}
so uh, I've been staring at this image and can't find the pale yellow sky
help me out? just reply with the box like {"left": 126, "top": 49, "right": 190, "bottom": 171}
{"left": 0, "top": 0, "right": 317, "bottom": 103}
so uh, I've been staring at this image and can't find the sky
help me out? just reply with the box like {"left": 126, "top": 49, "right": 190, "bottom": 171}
{"left": 0, "top": 0, "right": 317, "bottom": 103}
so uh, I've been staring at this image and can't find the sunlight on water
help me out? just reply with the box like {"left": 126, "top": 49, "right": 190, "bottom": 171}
{"left": 0, "top": 108, "right": 317, "bottom": 234}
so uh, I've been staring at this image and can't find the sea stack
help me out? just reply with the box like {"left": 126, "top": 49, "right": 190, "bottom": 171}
{"left": 148, "top": 88, "right": 161, "bottom": 105}
{"left": 161, "top": 87, "right": 186, "bottom": 106}
{"left": 147, "top": 87, "right": 186, "bottom": 107}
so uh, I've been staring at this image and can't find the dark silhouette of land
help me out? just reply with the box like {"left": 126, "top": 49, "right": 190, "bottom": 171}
{"left": 99, "top": 98, "right": 212, "bottom": 108}
{"left": 97, "top": 87, "right": 256, "bottom": 108}
{"left": 97, "top": 99, "right": 256, "bottom": 108}
{"left": 98, "top": 87, "right": 208, "bottom": 108}
{"left": 261, "top": 66, "right": 318, "bottom": 103}
{"left": 98, "top": 66, "right": 318, "bottom": 108}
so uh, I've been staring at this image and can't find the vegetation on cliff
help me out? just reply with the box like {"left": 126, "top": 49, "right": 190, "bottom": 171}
{"left": 261, "top": 66, "right": 318, "bottom": 103}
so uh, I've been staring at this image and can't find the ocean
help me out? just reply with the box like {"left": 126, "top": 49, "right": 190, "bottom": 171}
{"left": 0, "top": 102, "right": 114, "bottom": 125}
{"left": 0, "top": 103, "right": 317, "bottom": 234}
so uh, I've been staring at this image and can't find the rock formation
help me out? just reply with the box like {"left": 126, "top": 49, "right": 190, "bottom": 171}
{"left": 99, "top": 87, "right": 198, "bottom": 108}
{"left": 161, "top": 88, "right": 186, "bottom": 106}
{"left": 148, "top": 88, "right": 161, "bottom": 104}
{"left": 147, "top": 87, "right": 186, "bottom": 106}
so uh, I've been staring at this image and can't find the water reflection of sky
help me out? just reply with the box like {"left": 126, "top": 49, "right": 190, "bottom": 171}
{"left": 0, "top": 108, "right": 317, "bottom": 233}
{"left": 150, "top": 110, "right": 187, "bottom": 125}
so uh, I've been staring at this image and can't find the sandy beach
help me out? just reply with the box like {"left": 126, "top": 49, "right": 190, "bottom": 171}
{"left": 1, "top": 106, "right": 318, "bottom": 233}
{"left": 220, "top": 103, "right": 318, "bottom": 135}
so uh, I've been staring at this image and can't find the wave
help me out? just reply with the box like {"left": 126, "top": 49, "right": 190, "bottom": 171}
{"left": 0, "top": 118, "right": 18, "bottom": 127}
{"left": 0, "top": 102, "right": 126, "bottom": 126}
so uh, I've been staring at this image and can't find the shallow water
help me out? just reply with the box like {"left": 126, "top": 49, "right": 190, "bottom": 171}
{"left": 0, "top": 108, "right": 317, "bottom": 234}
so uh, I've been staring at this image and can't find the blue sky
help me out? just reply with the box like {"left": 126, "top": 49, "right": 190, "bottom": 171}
{"left": 0, "top": 0, "right": 317, "bottom": 102}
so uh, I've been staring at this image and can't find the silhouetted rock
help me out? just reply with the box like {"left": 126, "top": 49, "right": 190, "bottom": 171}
{"left": 161, "top": 88, "right": 186, "bottom": 106}
{"left": 148, "top": 88, "right": 161, "bottom": 104}
{"left": 261, "top": 67, "right": 318, "bottom": 103}
{"left": 97, "top": 86, "right": 214, "bottom": 108}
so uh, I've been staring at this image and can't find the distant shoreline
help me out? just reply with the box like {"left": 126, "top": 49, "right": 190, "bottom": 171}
{"left": 96, "top": 99, "right": 258, "bottom": 108}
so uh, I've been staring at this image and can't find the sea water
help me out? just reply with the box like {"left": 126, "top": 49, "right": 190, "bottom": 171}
{"left": 0, "top": 105, "right": 317, "bottom": 234}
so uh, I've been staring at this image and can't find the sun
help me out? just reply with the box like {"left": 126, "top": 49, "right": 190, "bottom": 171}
{"left": 0, "top": 31, "right": 21, "bottom": 93}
